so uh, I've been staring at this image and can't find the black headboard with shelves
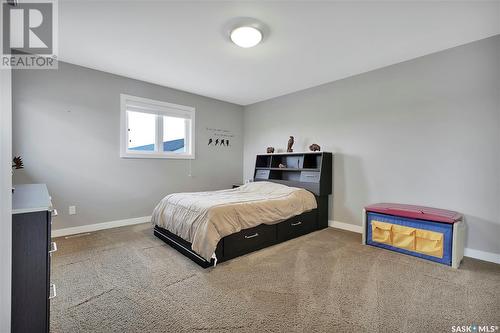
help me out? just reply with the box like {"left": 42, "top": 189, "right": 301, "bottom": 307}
{"left": 253, "top": 152, "right": 333, "bottom": 196}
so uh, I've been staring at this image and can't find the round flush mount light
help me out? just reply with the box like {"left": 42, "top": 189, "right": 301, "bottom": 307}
{"left": 230, "top": 26, "right": 263, "bottom": 48}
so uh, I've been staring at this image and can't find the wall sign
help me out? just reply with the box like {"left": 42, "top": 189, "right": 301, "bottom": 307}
{"left": 206, "top": 127, "right": 235, "bottom": 148}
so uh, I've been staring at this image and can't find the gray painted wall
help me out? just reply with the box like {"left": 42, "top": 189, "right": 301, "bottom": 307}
{"left": 13, "top": 62, "right": 244, "bottom": 230}
{"left": 243, "top": 35, "right": 500, "bottom": 255}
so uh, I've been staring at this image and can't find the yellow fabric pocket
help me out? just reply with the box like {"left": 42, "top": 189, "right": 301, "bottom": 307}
{"left": 371, "top": 221, "right": 392, "bottom": 245}
{"left": 391, "top": 225, "right": 416, "bottom": 250}
{"left": 415, "top": 229, "right": 444, "bottom": 258}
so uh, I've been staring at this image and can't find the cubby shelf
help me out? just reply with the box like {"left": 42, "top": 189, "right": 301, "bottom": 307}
{"left": 253, "top": 152, "right": 332, "bottom": 196}
{"left": 255, "top": 167, "right": 320, "bottom": 172}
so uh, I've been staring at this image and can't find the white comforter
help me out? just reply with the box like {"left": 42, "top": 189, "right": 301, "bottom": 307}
{"left": 151, "top": 181, "right": 317, "bottom": 261}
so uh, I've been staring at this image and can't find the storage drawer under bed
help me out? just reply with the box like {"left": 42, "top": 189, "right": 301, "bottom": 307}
{"left": 223, "top": 223, "right": 277, "bottom": 258}
{"left": 277, "top": 210, "right": 317, "bottom": 242}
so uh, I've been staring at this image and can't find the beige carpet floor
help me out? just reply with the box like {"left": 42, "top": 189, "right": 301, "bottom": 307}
{"left": 50, "top": 223, "right": 499, "bottom": 333}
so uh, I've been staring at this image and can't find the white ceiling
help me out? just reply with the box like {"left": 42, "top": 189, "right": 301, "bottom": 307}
{"left": 59, "top": 1, "right": 500, "bottom": 105}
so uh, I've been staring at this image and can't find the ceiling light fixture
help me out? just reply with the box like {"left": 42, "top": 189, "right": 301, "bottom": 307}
{"left": 230, "top": 26, "right": 263, "bottom": 48}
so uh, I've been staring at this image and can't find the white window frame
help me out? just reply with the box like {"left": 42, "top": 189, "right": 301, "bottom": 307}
{"left": 120, "top": 94, "right": 195, "bottom": 159}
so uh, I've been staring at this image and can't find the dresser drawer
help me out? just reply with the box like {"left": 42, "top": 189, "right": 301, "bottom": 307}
{"left": 300, "top": 171, "right": 320, "bottom": 183}
{"left": 277, "top": 210, "right": 317, "bottom": 242}
{"left": 47, "top": 210, "right": 53, "bottom": 245}
{"left": 224, "top": 224, "right": 276, "bottom": 257}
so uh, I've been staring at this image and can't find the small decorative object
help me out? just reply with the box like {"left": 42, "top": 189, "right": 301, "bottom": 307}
{"left": 309, "top": 143, "right": 321, "bottom": 152}
{"left": 287, "top": 136, "right": 294, "bottom": 152}
{"left": 12, "top": 156, "right": 24, "bottom": 170}
{"left": 266, "top": 147, "right": 275, "bottom": 154}
{"left": 12, "top": 156, "right": 24, "bottom": 193}
{"left": 278, "top": 163, "right": 286, "bottom": 168}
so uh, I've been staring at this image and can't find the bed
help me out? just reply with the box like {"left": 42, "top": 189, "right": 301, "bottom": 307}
{"left": 153, "top": 152, "right": 333, "bottom": 268}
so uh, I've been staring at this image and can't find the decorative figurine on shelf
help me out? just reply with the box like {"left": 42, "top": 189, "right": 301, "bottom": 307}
{"left": 309, "top": 143, "right": 321, "bottom": 152}
{"left": 266, "top": 147, "right": 275, "bottom": 154}
{"left": 278, "top": 163, "right": 286, "bottom": 168}
{"left": 287, "top": 136, "right": 294, "bottom": 152}
{"left": 12, "top": 156, "right": 24, "bottom": 170}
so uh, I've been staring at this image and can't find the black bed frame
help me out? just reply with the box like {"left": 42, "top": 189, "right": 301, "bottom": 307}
{"left": 154, "top": 152, "right": 333, "bottom": 268}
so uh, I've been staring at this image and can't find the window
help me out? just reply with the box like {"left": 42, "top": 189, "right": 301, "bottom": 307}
{"left": 120, "top": 94, "right": 195, "bottom": 159}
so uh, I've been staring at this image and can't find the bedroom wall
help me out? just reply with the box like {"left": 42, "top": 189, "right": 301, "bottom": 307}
{"left": 13, "top": 61, "right": 244, "bottom": 230}
{"left": 243, "top": 35, "right": 500, "bottom": 256}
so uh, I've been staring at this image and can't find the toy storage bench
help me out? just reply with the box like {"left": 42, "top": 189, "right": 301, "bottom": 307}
{"left": 362, "top": 203, "right": 465, "bottom": 268}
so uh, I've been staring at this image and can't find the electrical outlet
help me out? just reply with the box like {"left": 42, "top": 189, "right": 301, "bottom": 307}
{"left": 69, "top": 206, "right": 76, "bottom": 215}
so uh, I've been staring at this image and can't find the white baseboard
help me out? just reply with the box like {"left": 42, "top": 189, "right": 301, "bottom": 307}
{"left": 328, "top": 220, "right": 363, "bottom": 233}
{"left": 51, "top": 216, "right": 151, "bottom": 238}
{"left": 328, "top": 219, "right": 499, "bottom": 265}
{"left": 464, "top": 248, "right": 500, "bottom": 264}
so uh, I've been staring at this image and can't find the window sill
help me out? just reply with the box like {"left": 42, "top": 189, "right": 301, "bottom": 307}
{"left": 120, "top": 152, "right": 195, "bottom": 159}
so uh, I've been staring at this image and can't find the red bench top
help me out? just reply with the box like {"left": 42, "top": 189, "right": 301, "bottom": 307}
{"left": 365, "top": 203, "right": 462, "bottom": 224}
